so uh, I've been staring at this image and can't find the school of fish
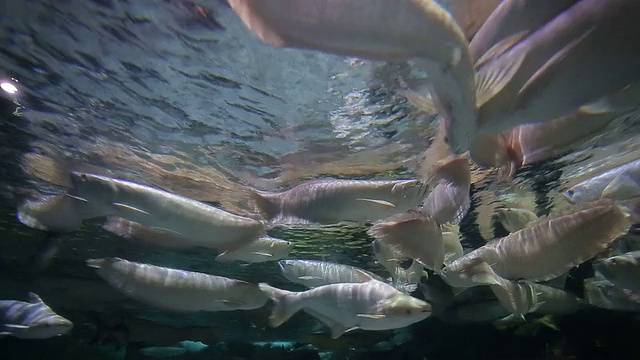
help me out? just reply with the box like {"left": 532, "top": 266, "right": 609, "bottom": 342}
{"left": 6, "top": 0, "right": 640, "bottom": 348}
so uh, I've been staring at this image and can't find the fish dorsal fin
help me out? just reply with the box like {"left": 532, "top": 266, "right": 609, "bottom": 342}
{"left": 517, "top": 27, "right": 596, "bottom": 103}
{"left": 474, "top": 30, "right": 530, "bottom": 69}
{"left": 27, "top": 293, "right": 44, "bottom": 304}
{"left": 475, "top": 50, "right": 527, "bottom": 108}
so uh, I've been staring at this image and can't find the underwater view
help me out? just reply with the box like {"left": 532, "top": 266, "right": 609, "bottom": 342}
{"left": 2, "top": 0, "right": 640, "bottom": 359}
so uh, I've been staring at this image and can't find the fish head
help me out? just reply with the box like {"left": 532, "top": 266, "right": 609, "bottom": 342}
{"left": 562, "top": 183, "right": 595, "bottom": 204}
{"left": 376, "top": 293, "right": 432, "bottom": 326}
{"left": 595, "top": 255, "right": 638, "bottom": 280}
{"left": 69, "top": 172, "right": 118, "bottom": 204}
{"left": 22, "top": 316, "right": 73, "bottom": 339}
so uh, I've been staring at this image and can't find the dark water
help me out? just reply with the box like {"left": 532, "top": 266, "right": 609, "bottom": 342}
{"left": 2, "top": 0, "right": 640, "bottom": 359}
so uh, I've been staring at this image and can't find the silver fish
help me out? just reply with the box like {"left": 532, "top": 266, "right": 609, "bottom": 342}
{"left": 478, "top": 0, "right": 640, "bottom": 134}
{"left": 251, "top": 179, "right": 427, "bottom": 225}
{"left": 215, "top": 236, "right": 293, "bottom": 264}
{"left": 87, "top": 258, "right": 268, "bottom": 312}
{"left": 594, "top": 250, "right": 640, "bottom": 293}
{"left": 442, "top": 201, "right": 633, "bottom": 285}
{"left": 0, "top": 293, "right": 73, "bottom": 339}
{"left": 278, "top": 259, "right": 383, "bottom": 288}
{"left": 68, "top": 172, "right": 265, "bottom": 251}
{"left": 228, "top": 0, "right": 484, "bottom": 154}
{"left": 469, "top": 0, "right": 580, "bottom": 61}
{"left": 258, "top": 280, "right": 431, "bottom": 339}
{"left": 564, "top": 158, "right": 640, "bottom": 204}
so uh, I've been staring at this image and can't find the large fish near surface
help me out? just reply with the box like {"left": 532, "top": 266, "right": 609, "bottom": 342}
{"left": 564, "top": 158, "right": 640, "bottom": 204}
{"left": 422, "top": 155, "right": 471, "bottom": 225}
{"left": 593, "top": 251, "right": 640, "bottom": 293}
{"left": 0, "top": 293, "right": 73, "bottom": 339}
{"left": 250, "top": 179, "right": 427, "bottom": 225}
{"left": 278, "top": 259, "right": 383, "bottom": 289}
{"left": 477, "top": 0, "right": 640, "bottom": 135}
{"left": 87, "top": 258, "right": 268, "bottom": 312}
{"left": 368, "top": 211, "right": 444, "bottom": 271}
{"left": 258, "top": 279, "right": 431, "bottom": 339}
{"left": 469, "top": 0, "right": 580, "bottom": 61}
{"left": 67, "top": 172, "right": 265, "bottom": 251}
{"left": 228, "top": 0, "right": 501, "bottom": 155}
{"left": 441, "top": 200, "right": 634, "bottom": 286}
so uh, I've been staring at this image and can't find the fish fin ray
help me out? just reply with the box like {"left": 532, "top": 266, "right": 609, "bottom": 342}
{"left": 474, "top": 30, "right": 530, "bottom": 69}
{"left": 355, "top": 198, "right": 396, "bottom": 207}
{"left": 475, "top": 50, "right": 526, "bottom": 108}
{"left": 112, "top": 202, "right": 150, "bottom": 216}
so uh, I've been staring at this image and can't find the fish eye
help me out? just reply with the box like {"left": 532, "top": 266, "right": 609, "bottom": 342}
{"left": 611, "top": 258, "right": 618, "bottom": 265}
{"left": 80, "top": 173, "right": 88, "bottom": 181}
{"left": 566, "top": 189, "right": 575, "bottom": 196}
{"left": 405, "top": 309, "right": 411, "bottom": 315}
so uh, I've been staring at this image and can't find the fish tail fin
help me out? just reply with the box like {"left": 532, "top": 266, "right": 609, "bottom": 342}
{"left": 258, "top": 283, "right": 299, "bottom": 328}
{"left": 14, "top": 188, "right": 51, "bottom": 231}
{"left": 417, "top": 118, "right": 454, "bottom": 184}
{"left": 248, "top": 188, "right": 281, "bottom": 221}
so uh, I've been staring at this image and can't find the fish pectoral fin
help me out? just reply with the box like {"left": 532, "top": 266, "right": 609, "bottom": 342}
{"left": 4, "top": 324, "right": 30, "bottom": 330}
{"left": 298, "top": 276, "right": 325, "bottom": 281}
{"left": 475, "top": 50, "right": 527, "bottom": 108}
{"left": 148, "top": 226, "right": 182, "bottom": 236}
{"left": 602, "top": 174, "right": 640, "bottom": 200}
{"left": 251, "top": 252, "right": 273, "bottom": 257}
{"left": 65, "top": 193, "right": 88, "bottom": 202}
{"left": 474, "top": 30, "right": 530, "bottom": 69}
{"left": 355, "top": 198, "right": 396, "bottom": 207}
{"left": 344, "top": 326, "right": 360, "bottom": 334}
{"left": 470, "top": 272, "right": 501, "bottom": 286}
{"left": 356, "top": 314, "right": 386, "bottom": 319}
{"left": 214, "top": 300, "right": 245, "bottom": 307}
{"left": 112, "top": 202, "right": 151, "bottom": 216}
